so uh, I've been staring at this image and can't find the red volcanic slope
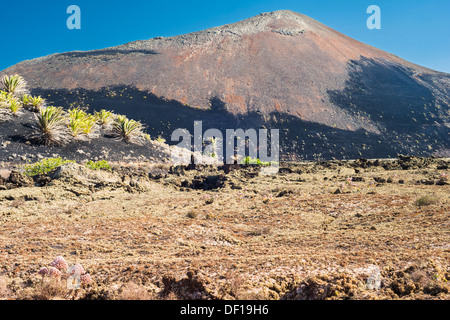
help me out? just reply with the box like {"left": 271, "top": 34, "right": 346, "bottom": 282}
{"left": 2, "top": 10, "right": 449, "bottom": 158}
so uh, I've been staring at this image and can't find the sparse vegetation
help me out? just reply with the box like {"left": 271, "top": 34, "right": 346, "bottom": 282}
{"left": 240, "top": 156, "right": 276, "bottom": 166}
{"left": 0, "top": 74, "right": 27, "bottom": 96}
{"left": 29, "top": 95, "right": 45, "bottom": 111}
{"left": 94, "top": 109, "right": 114, "bottom": 128}
{"left": 186, "top": 209, "right": 198, "bottom": 219}
{"left": 32, "top": 106, "right": 69, "bottom": 145}
{"left": 5, "top": 97, "right": 22, "bottom": 115}
{"left": 112, "top": 115, "right": 146, "bottom": 144}
{"left": 0, "top": 277, "right": 12, "bottom": 299}
{"left": 23, "top": 157, "right": 75, "bottom": 176}
{"left": 86, "top": 160, "right": 112, "bottom": 171}
{"left": 415, "top": 195, "right": 439, "bottom": 206}
{"left": 117, "top": 282, "right": 154, "bottom": 300}
{"left": 156, "top": 135, "right": 166, "bottom": 143}
{"left": 1, "top": 74, "right": 159, "bottom": 149}
{"left": 0, "top": 156, "right": 449, "bottom": 300}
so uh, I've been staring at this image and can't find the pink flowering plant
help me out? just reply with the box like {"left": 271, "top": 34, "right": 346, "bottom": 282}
{"left": 37, "top": 255, "right": 92, "bottom": 290}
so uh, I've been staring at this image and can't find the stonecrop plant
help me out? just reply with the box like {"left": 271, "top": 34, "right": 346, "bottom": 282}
{"left": 86, "top": 160, "right": 112, "bottom": 171}
{"left": 82, "top": 115, "right": 98, "bottom": 137}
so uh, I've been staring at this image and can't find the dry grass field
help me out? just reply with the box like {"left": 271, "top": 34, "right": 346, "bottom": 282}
{"left": 0, "top": 156, "right": 448, "bottom": 300}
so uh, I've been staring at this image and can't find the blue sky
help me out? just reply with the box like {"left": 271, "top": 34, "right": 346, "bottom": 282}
{"left": 1, "top": 0, "right": 449, "bottom": 72}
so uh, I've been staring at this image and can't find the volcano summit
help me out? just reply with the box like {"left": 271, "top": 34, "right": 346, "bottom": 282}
{"left": 2, "top": 10, "right": 449, "bottom": 160}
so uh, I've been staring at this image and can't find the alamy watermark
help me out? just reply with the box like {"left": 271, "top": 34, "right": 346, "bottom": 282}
{"left": 171, "top": 121, "right": 280, "bottom": 175}
{"left": 67, "top": 5, "right": 81, "bottom": 30}
{"left": 367, "top": 5, "right": 381, "bottom": 30}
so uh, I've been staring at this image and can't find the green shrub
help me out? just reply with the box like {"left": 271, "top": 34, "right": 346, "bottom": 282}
{"left": 81, "top": 115, "right": 97, "bottom": 136}
{"left": 68, "top": 117, "right": 85, "bottom": 137}
{"left": 23, "top": 158, "right": 75, "bottom": 176}
{"left": 32, "top": 106, "right": 69, "bottom": 145}
{"left": 7, "top": 98, "right": 22, "bottom": 115}
{"left": 156, "top": 136, "right": 166, "bottom": 143}
{"left": 94, "top": 109, "right": 113, "bottom": 128}
{"left": 85, "top": 160, "right": 112, "bottom": 171}
{"left": 67, "top": 108, "right": 97, "bottom": 138}
{"left": 0, "top": 90, "right": 9, "bottom": 101}
{"left": 0, "top": 91, "right": 13, "bottom": 107}
{"left": 0, "top": 74, "right": 27, "bottom": 96}
{"left": 240, "top": 156, "right": 276, "bottom": 166}
{"left": 112, "top": 115, "right": 145, "bottom": 144}
{"left": 29, "top": 96, "right": 45, "bottom": 112}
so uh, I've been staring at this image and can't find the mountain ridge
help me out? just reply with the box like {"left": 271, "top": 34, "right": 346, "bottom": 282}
{"left": 1, "top": 10, "right": 449, "bottom": 159}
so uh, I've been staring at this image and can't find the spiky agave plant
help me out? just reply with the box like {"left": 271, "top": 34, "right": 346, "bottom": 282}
{"left": 29, "top": 95, "right": 45, "bottom": 112}
{"left": 94, "top": 109, "right": 113, "bottom": 128}
{"left": 81, "top": 115, "right": 98, "bottom": 138}
{"left": 68, "top": 107, "right": 87, "bottom": 121}
{"left": 0, "top": 91, "right": 12, "bottom": 105}
{"left": 112, "top": 115, "right": 145, "bottom": 144}
{"left": 68, "top": 107, "right": 87, "bottom": 138}
{"left": 68, "top": 117, "right": 85, "bottom": 138}
{"left": 0, "top": 74, "right": 27, "bottom": 96}
{"left": 32, "top": 106, "right": 69, "bottom": 145}
{"left": 7, "top": 97, "right": 22, "bottom": 115}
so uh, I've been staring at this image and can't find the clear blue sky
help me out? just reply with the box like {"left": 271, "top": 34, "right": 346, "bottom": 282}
{"left": 1, "top": 0, "right": 449, "bottom": 72}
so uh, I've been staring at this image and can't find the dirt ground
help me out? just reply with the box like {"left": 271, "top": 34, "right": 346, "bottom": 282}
{"left": 0, "top": 156, "right": 449, "bottom": 300}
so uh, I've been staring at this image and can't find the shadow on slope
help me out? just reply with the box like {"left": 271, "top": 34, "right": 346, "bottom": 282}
{"left": 327, "top": 57, "right": 449, "bottom": 156}
{"left": 30, "top": 83, "right": 447, "bottom": 160}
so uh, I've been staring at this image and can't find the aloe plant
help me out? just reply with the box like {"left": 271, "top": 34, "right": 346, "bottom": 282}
{"left": 68, "top": 117, "right": 85, "bottom": 137}
{"left": 20, "top": 93, "right": 32, "bottom": 105}
{"left": 94, "top": 109, "right": 113, "bottom": 128}
{"left": 112, "top": 115, "right": 145, "bottom": 144}
{"left": 28, "top": 95, "right": 45, "bottom": 112}
{"left": 32, "top": 106, "right": 69, "bottom": 145}
{"left": 7, "top": 98, "right": 22, "bottom": 115}
{"left": 68, "top": 107, "right": 87, "bottom": 121}
{"left": 1, "top": 74, "right": 27, "bottom": 96}
{"left": 81, "top": 115, "right": 98, "bottom": 137}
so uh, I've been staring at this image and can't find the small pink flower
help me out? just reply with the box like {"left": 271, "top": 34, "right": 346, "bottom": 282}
{"left": 48, "top": 267, "right": 61, "bottom": 278}
{"left": 50, "top": 256, "right": 68, "bottom": 271}
{"left": 69, "top": 263, "right": 85, "bottom": 276}
{"left": 38, "top": 267, "right": 49, "bottom": 276}
{"left": 80, "top": 273, "right": 92, "bottom": 285}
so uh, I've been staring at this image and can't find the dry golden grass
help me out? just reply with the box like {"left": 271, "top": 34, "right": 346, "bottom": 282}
{"left": 0, "top": 159, "right": 448, "bottom": 300}
{"left": 116, "top": 282, "right": 155, "bottom": 300}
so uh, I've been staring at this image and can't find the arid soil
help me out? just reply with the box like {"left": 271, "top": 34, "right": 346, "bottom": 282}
{"left": 0, "top": 156, "right": 449, "bottom": 300}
